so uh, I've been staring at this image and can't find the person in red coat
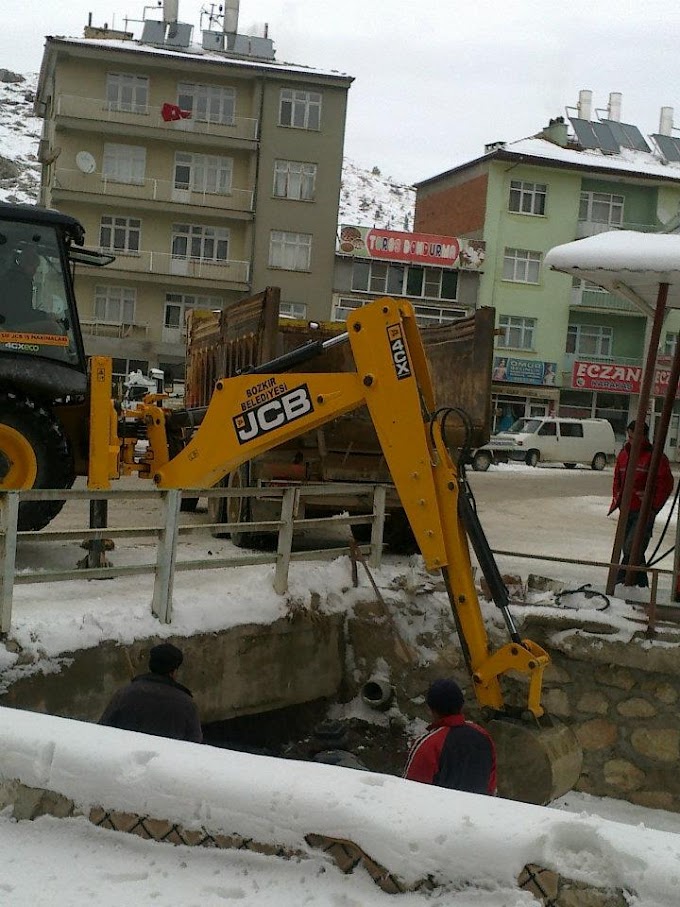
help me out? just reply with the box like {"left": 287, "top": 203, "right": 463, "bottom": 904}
{"left": 609, "top": 420, "right": 674, "bottom": 587}
{"left": 403, "top": 679, "right": 496, "bottom": 795}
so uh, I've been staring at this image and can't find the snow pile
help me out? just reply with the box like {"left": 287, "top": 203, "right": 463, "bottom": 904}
{"left": 1, "top": 705, "right": 680, "bottom": 905}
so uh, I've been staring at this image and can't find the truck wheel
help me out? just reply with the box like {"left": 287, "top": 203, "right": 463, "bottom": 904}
{"left": 591, "top": 452, "right": 607, "bottom": 471}
{"left": 472, "top": 451, "right": 492, "bottom": 472}
{"left": 207, "top": 477, "right": 229, "bottom": 537}
{"left": 525, "top": 450, "right": 539, "bottom": 468}
{"left": 385, "top": 509, "right": 419, "bottom": 554}
{"left": 226, "top": 465, "right": 255, "bottom": 548}
{"left": 0, "top": 393, "right": 75, "bottom": 531}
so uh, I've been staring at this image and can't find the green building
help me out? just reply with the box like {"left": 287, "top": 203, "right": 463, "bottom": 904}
{"left": 414, "top": 93, "right": 680, "bottom": 455}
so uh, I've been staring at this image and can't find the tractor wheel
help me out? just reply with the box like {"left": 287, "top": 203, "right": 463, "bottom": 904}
{"left": 0, "top": 393, "right": 75, "bottom": 531}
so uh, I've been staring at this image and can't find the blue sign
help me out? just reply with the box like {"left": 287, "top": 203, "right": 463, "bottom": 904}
{"left": 493, "top": 357, "right": 557, "bottom": 386}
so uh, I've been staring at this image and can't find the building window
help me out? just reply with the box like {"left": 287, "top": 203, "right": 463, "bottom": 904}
{"left": 99, "top": 215, "right": 141, "bottom": 253}
{"left": 171, "top": 224, "right": 229, "bottom": 262}
{"left": 103, "top": 143, "right": 146, "bottom": 185}
{"left": 177, "top": 82, "right": 235, "bottom": 124}
{"left": 174, "top": 152, "right": 233, "bottom": 194}
{"left": 567, "top": 323, "right": 613, "bottom": 357}
{"left": 106, "top": 73, "right": 148, "bottom": 113}
{"left": 508, "top": 180, "right": 547, "bottom": 216}
{"left": 351, "top": 261, "right": 458, "bottom": 300}
{"left": 497, "top": 315, "right": 536, "bottom": 350}
{"left": 278, "top": 88, "right": 322, "bottom": 130}
{"left": 273, "top": 160, "right": 317, "bottom": 200}
{"left": 502, "top": 247, "right": 541, "bottom": 283}
{"left": 164, "top": 293, "right": 223, "bottom": 336}
{"left": 269, "top": 231, "right": 312, "bottom": 271}
{"left": 94, "top": 285, "right": 136, "bottom": 324}
{"left": 333, "top": 296, "right": 463, "bottom": 326}
{"left": 662, "top": 331, "right": 678, "bottom": 358}
{"left": 280, "top": 301, "right": 308, "bottom": 319}
{"left": 579, "top": 191, "right": 624, "bottom": 225}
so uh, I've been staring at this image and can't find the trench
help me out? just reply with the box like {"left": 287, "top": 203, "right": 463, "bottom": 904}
{"left": 202, "top": 698, "right": 410, "bottom": 777}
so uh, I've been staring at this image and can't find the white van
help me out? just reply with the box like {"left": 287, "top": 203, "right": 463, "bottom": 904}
{"left": 471, "top": 417, "right": 616, "bottom": 471}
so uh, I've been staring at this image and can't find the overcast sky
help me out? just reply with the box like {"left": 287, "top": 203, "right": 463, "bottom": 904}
{"left": 2, "top": 0, "right": 680, "bottom": 184}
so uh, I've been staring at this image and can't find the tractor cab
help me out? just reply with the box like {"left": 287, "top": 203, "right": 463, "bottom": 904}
{"left": 0, "top": 203, "right": 108, "bottom": 399}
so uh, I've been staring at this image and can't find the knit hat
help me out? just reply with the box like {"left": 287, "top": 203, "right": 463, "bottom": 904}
{"left": 426, "top": 678, "right": 464, "bottom": 715}
{"left": 149, "top": 643, "right": 183, "bottom": 675}
{"left": 627, "top": 420, "right": 649, "bottom": 435}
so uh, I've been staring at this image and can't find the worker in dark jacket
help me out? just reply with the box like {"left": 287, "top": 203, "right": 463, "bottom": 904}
{"left": 99, "top": 643, "right": 202, "bottom": 743}
{"left": 403, "top": 679, "right": 496, "bottom": 795}
{"left": 610, "top": 420, "right": 674, "bottom": 587}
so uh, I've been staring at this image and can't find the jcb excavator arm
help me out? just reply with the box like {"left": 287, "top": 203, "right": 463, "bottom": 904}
{"left": 139, "top": 297, "right": 549, "bottom": 718}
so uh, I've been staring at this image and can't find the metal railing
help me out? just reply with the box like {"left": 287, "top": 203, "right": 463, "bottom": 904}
{"left": 55, "top": 94, "right": 259, "bottom": 142}
{"left": 53, "top": 168, "right": 255, "bottom": 213}
{"left": 98, "top": 249, "right": 251, "bottom": 285}
{"left": 0, "top": 484, "right": 387, "bottom": 634}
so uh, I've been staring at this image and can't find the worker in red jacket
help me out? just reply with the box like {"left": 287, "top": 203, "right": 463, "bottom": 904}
{"left": 609, "top": 420, "right": 674, "bottom": 587}
{"left": 403, "top": 679, "right": 496, "bottom": 796}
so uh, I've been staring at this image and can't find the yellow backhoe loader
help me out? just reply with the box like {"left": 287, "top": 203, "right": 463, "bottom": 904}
{"left": 0, "top": 202, "right": 581, "bottom": 802}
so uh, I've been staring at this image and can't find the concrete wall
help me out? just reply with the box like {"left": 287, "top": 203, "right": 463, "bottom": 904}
{"left": 0, "top": 613, "right": 344, "bottom": 724}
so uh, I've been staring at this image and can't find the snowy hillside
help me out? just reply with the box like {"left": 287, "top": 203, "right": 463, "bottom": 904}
{"left": 0, "top": 69, "right": 415, "bottom": 228}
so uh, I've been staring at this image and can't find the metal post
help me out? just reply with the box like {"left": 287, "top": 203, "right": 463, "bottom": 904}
{"left": 0, "top": 492, "right": 19, "bottom": 635}
{"left": 368, "top": 485, "right": 386, "bottom": 569}
{"left": 607, "top": 282, "right": 669, "bottom": 594}
{"left": 86, "top": 499, "right": 110, "bottom": 569}
{"left": 151, "top": 489, "right": 181, "bottom": 623}
{"left": 628, "top": 321, "right": 680, "bottom": 585}
{"left": 274, "top": 487, "right": 297, "bottom": 595}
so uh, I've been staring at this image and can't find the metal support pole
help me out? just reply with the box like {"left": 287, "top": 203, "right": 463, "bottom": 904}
{"left": 86, "top": 499, "right": 110, "bottom": 569}
{"left": 274, "top": 486, "right": 297, "bottom": 595}
{"left": 0, "top": 492, "right": 19, "bottom": 635}
{"left": 368, "top": 485, "right": 386, "bottom": 569}
{"left": 628, "top": 322, "right": 680, "bottom": 585}
{"left": 152, "top": 489, "right": 181, "bottom": 623}
{"left": 607, "top": 282, "right": 669, "bottom": 594}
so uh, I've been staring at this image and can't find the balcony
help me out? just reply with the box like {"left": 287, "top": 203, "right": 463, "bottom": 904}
{"left": 570, "top": 286, "right": 640, "bottom": 314}
{"left": 53, "top": 168, "right": 254, "bottom": 214}
{"left": 563, "top": 352, "right": 643, "bottom": 373}
{"left": 576, "top": 219, "right": 658, "bottom": 239}
{"left": 55, "top": 94, "right": 258, "bottom": 142}
{"left": 104, "top": 250, "right": 250, "bottom": 285}
{"left": 80, "top": 319, "right": 149, "bottom": 339}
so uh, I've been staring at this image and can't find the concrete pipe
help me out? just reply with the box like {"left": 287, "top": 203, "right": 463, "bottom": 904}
{"left": 361, "top": 676, "right": 394, "bottom": 711}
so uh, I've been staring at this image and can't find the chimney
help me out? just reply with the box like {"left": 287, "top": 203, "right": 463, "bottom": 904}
{"left": 163, "top": 0, "right": 179, "bottom": 24}
{"left": 659, "top": 106, "right": 674, "bottom": 136}
{"left": 223, "top": 0, "right": 240, "bottom": 34}
{"left": 608, "top": 92, "right": 622, "bottom": 122}
{"left": 578, "top": 90, "right": 593, "bottom": 121}
{"left": 541, "top": 116, "right": 568, "bottom": 147}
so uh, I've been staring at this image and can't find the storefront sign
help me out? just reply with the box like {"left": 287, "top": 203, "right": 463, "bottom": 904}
{"left": 572, "top": 361, "right": 673, "bottom": 396}
{"left": 493, "top": 357, "right": 557, "bottom": 386}
{"left": 338, "top": 225, "right": 485, "bottom": 270}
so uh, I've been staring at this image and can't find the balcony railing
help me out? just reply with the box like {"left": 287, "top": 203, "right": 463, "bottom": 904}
{"left": 576, "top": 220, "right": 658, "bottom": 238}
{"left": 563, "top": 352, "right": 643, "bottom": 373}
{"left": 53, "top": 168, "right": 254, "bottom": 213}
{"left": 103, "top": 250, "right": 250, "bottom": 285}
{"left": 55, "top": 94, "right": 259, "bottom": 142}
{"left": 80, "top": 319, "right": 149, "bottom": 339}
{"left": 570, "top": 287, "right": 640, "bottom": 314}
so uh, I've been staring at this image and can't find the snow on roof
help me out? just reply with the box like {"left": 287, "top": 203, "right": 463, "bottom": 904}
{"left": 502, "top": 136, "right": 680, "bottom": 182}
{"left": 46, "top": 36, "right": 353, "bottom": 83}
{"left": 545, "top": 231, "right": 680, "bottom": 314}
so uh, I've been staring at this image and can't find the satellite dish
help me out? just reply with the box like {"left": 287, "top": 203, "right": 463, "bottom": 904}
{"left": 75, "top": 151, "right": 96, "bottom": 174}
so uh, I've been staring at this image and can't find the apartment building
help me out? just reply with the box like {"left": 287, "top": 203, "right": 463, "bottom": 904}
{"left": 35, "top": 3, "right": 352, "bottom": 386}
{"left": 414, "top": 92, "right": 680, "bottom": 453}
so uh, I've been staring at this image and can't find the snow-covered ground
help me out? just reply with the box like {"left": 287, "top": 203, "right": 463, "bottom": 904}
{"left": 0, "top": 467, "right": 679, "bottom": 904}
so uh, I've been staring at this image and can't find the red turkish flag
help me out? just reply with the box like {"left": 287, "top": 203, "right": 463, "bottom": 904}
{"left": 161, "top": 103, "right": 192, "bottom": 123}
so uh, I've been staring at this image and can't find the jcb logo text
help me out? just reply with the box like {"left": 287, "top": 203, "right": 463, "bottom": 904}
{"left": 233, "top": 384, "right": 313, "bottom": 444}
